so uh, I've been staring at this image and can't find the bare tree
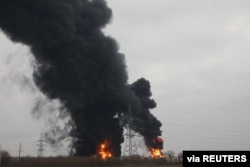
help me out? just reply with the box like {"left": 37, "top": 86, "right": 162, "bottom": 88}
{"left": 167, "top": 151, "right": 175, "bottom": 162}
{"left": 0, "top": 150, "right": 11, "bottom": 167}
{"left": 177, "top": 152, "right": 183, "bottom": 162}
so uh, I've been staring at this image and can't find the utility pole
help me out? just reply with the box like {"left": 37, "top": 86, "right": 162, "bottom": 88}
{"left": 37, "top": 133, "right": 46, "bottom": 157}
{"left": 18, "top": 142, "right": 22, "bottom": 160}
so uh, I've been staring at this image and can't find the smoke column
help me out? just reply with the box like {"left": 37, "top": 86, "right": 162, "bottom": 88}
{"left": 0, "top": 0, "right": 162, "bottom": 156}
{"left": 130, "top": 78, "right": 163, "bottom": 150}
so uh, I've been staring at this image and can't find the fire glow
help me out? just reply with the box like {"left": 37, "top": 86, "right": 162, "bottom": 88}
{"left": 150, "top": 148, "right": 164, "bottom": 158}
{"left": 150, "top": 137, "right": 164, "bottom": 158}
{"left": 97, "top": 140, "right": 112, "bottom": 160}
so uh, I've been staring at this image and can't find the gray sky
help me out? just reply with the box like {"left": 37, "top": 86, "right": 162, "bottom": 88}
{"left": 1, "top": 0, "right": 250, "bottom": 156}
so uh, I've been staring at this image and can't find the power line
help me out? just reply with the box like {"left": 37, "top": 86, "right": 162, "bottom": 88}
{"left": 166, "top": 122, "right": 250, "bottom": 133}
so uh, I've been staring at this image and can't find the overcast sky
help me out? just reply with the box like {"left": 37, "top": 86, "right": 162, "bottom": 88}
{"left": 1, "top": 0, "right": 250, "bottom": 156}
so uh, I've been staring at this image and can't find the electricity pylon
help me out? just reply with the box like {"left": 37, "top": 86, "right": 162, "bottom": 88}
{"left": 37, "top": 133, "right": 46, "bottom": 157}
{"left": 122, "top": 105, "right": 138, "bottom": 157}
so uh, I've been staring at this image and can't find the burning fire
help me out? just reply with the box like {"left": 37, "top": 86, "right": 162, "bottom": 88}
{"left": 97, "top": 140, "right": 112, "bottom": 160}
{"left": 150, "top": 148, "right": 164, "bottom": 158}
{"left": 150, "top": 137, "right": 164, "bottom": 158}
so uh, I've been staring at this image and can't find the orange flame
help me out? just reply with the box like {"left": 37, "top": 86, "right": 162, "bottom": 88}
{"left": 150, "top": 148, "right": 164, "bottom": 158}
{"left": 150, "top": 137, "right": 164, "bottom": 158}
{"left": 97, "top": 140, "right": 112, "bottom": 160}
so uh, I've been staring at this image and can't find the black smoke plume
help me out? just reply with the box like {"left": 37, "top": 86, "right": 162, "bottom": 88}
{"left": 0, "top": 0, "right": 162, "bottom": 156}
{"left": 130, "top": 78, "right": 162, "bottom": 150}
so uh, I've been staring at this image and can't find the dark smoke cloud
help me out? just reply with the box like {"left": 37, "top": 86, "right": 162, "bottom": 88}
{"left": 130, "top": 78, "right": 163, "bottom": 149}
{"left": 0, "top": 0, "right": 162, "bottom": 156}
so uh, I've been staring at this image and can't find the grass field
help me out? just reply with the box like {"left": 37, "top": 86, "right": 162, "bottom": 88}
{"left": 5, "top": 157, "right": 182, "bottom": 167}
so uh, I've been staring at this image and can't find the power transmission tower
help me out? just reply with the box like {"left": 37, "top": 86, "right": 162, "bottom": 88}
{"left": 37, "top": 133, "right": 46, "bottom": 157}
{"left": 122, "top": 104, "right": 138, "bottom": 157}
{"left": 69, "top": 141, "right": 74, "bottom": 157}
{"left": 68, "top": 124, "right": 77, "bottom": 157}
{"left": 18, "top": 142, "right": 22, "bottom": 160}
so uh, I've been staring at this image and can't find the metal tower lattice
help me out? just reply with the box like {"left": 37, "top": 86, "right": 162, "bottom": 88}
{"left": 37, "top": 133, "right": 46, "bottom": 157}
{"left": 122, "top": 105, "right": 138, "bottom": 157}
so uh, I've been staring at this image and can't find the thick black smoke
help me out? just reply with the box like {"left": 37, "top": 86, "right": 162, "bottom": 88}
{"left": 0, "top": 0, "right": 162, "bottom": 156}
{"left": 130, "top": 78, "right": 162, "bottom": 149}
